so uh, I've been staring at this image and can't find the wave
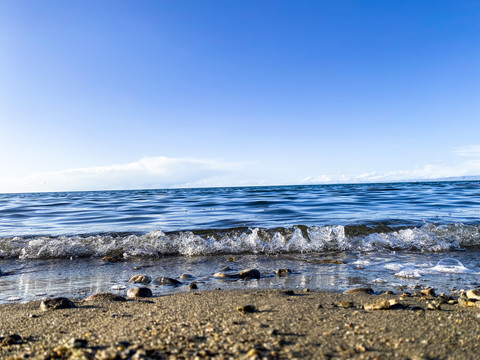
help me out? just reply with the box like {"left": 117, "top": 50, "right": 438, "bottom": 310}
{"left": 1, "top": 223, "right": 480, "bottom": 259}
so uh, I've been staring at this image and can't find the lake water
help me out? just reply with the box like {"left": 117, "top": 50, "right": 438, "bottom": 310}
{"left": 1, "top": 181, "right": 480, "bottom": 303}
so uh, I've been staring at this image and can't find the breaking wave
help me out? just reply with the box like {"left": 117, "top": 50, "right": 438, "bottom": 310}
{"left": 1, "top": 223, "right": 480, "bottom": 259}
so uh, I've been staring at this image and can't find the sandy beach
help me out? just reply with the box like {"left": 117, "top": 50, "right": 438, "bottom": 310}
{"left": 1, "top": 289, "right": 479, "bottom": 359}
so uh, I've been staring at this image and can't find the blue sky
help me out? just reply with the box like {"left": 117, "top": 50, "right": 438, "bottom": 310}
{"left": 1, "top": 1, "right": 479, "bottom": 192}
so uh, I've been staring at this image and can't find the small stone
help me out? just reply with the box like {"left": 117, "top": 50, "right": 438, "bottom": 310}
{"left": 458, "top": 298, "right": 477, "bottom": 307}
{"left": 152, "top": 277, "right": 182, "bottom": 286}
{"left": 189, "top": 283, "right": 198, "bottom": 290}
{"left": 101, "top": 256, "right": 123, "bottom": 263}
{"left": 421, "top": 288, "right": 436, "bottom": 297}
{"left": 179, "top": 274, "right": 194, "bottom": 280}
{"left": 363, "top": 299, "right": 391, "bottom": 311}
{"left": 338, "top": 301, "right": 354, "bottom": 308}
{"left": 303, "top": 288, "right": 310, "bottom": 292}
{"left": 213, "top": 272, "right": 232, "bottom": 278}
{"left": 127, "top": 287, "right": 153, "bottom": 298}
{"left": 276, "top": 269, "right": 292, "bottom": 277}
{"left": 269, "top": 329, "right": 278, "bottom": 336}
{"left": 355, "top": 344, "right": 366, "bottom": 352}
{"left": 85, "top": 293, "right": 126, "bottom": 302}
{"left": 466, "top": 289, "right": 480, "bottom": 300}
{"left": 40, "top": 297, "right": 75, "bottom": 311}
{"left": 246, "top": 348, "right": 260, "bottom": 358}
{"left": 237, "top": 304, "right": 256, "bottom": 313}
{"left": 1, "top": 334, "right": 22, "bottom": 345}
{"left": 238, "top": 269, "right": 261, "bottom": 279}
{"left": 344, "top": 287, "right": 374, "bottom": 294}
{"left": 383, "top": 290, "right": 394, "bottom": 295}
{"left": 67, "top": 338, "right": 88, "bottom": 349}
{"left": 388, "top": 299, "right": 405, "bottom": 310}
{"left": 283, "top": 290, "right": 295, "bottom": 296}
{"left": 129, "top": 275, "right": 152, "bottom": 284}
{"left": 427, "top": 302, "right": 441, "bottom": 310}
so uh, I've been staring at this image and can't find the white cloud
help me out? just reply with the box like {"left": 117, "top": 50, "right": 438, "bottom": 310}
{"left": 0, "top": 156, "right": 240, "bottom": 193}
{"left": 301, "top": 158, "right": 480, "bottom": 185}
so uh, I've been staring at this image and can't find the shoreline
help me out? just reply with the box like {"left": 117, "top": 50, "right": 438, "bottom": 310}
{"left": 1, "top": 289, "right": 480, "bottom": 359}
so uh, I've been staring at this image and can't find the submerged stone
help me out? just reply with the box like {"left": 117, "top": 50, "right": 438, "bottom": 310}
{"left": 153, "top": 277, "right": 182, "bottom": 286}
{"left": 129, "top": 274, "right": 152, "bottom": 284}
{"left": 276, "top": 269, "right": 292, "bottom": 277}
{"left": 238, "top": 269, "right": 261, "bottom": 279}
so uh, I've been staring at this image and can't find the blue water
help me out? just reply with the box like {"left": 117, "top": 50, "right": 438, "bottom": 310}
{"left": 1, "top": 181, "right": 480, "bottom": 303}
{"left": 1, "top": 182, "right": 480, "bottom": 238}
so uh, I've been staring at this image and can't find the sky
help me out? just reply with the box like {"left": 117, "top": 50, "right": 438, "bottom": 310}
{"left": 0, "top": 1, "right": 479, "bottom": 193}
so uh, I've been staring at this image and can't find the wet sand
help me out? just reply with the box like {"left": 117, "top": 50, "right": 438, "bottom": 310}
{"left": 1, "top": 289, "right": 479, "bottom": 359}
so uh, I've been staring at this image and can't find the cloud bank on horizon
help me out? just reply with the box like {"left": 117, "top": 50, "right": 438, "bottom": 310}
{"left": 1, "top": 146, "right": 480, "bottom": 193}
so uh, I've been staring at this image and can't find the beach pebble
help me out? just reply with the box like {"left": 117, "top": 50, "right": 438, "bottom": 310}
{"left": 276, "top": 269, "right": 292, "bottom": 277}
{"left": 40, "top": 297, "right": 75, "bottom": 311}
{"left": 466, "top": 289, "right": 480, "bottom": 300}
{"left": 1, "top": 334, "right": 22, "bottom": 345}
{"left": 180, "top": 273, "right": 194, "bottom": 280}
{"left": 85, "top": 293, "right": 126, "bottom": 302}
{"left": 363, "top": 299, "right": 391, "bottom": 311}
{"left": 237, "top": 304, "right": 256, "bottom": 313}
{"left": 458, "top": 298, "right": 479, "bottom": 308}
{"left": 421, "top": 288, "right": 436, "bottom": 297}
{"left": 67, "top": 338, "right": 88, "bottom": 349}
{"left": 153, "top": 277, "right": 182, "bottom": 286}
{"left": 129, "top": 274, "right": 152, "bottom": 284}
{"left": 238, "top": 269, "right": 261, "bottom": 279}
{"left": 127, "top": 287, "right": 153, "bottom": 298}
{"left": 344, "top": 287, "right": 374, "bottom": 295}
{"left": 189, "top": 283, "right": 198, "bottom": 290}
{"left": 338, "top": 301, "right": 354, "bottom": 308}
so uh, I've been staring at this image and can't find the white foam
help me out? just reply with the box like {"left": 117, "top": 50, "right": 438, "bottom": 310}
{"left": 0, "top": 223, "right": 478, "bottom": 259}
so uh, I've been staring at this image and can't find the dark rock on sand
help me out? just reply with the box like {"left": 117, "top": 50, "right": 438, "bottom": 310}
{"left": 189, "top": 283, "right": 198, "bottom": 290}
{"left": 237, "top": 304, "right": 256, "bottom": 313}
{"left": 344, "top": 287, "right": 374, "bottom": 295}
{"left": 40, "top": 297, "right": 75, "bottom": 311}
{"left": 67, "top": 338, "right": 88, "bottom": 349}
{"left": 127, "top": 287, "right": 153, "bottom": 298}
{"left": 1, "top": 334, "right": 22, "bottom": 345}
{"left": 85, "top": 293, "right": 127, "bottom": 302}
{"left": 153, "top": 277, "right": 182, "bottom": 286}
{"left": 129, "top": 274, "right": 152, "bottom": 284}
{"left": 276, "top": 269, "right": 292, "bottom": 277}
